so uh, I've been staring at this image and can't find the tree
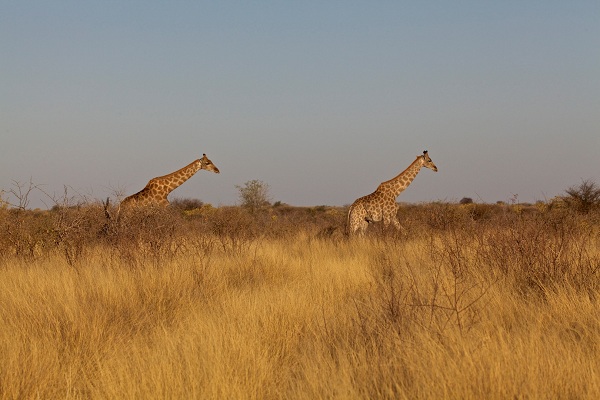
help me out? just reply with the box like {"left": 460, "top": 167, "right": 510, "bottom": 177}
{"left": 565, "top": 179, "right": 600, "bottom": 213}
{"left": 235, "top": 180, "right": 271, "bottom": 213}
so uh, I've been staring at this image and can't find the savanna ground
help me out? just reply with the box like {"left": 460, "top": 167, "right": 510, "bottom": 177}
{"left": 0, "top": 194, "right": 599, "bottom": 399}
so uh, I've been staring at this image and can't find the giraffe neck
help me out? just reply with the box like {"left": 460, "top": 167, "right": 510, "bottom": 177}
{"left": 157, "top": 159, "right": 203, "bottom": 195}
{"left": 378, "top": 157, "right": 422, "bottom": 198}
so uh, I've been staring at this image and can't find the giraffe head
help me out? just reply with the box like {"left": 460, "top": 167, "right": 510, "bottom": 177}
{"left": 200, "top": 153, "right": 220, "bottom": 174}
{"left": 420, "top": 150, "right": 438, "bottom": 172}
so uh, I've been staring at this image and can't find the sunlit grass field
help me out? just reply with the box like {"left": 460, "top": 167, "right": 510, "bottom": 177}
{"left": 1, "top": 202, "right": 599, "bottom": 399}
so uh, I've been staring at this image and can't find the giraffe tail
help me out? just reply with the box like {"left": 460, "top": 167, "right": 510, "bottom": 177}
{"left": 345, "top": 203, "right": 354, "bottom": 237}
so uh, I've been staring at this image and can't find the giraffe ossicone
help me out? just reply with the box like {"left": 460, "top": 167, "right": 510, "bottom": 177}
{"left": 347, "top": 150, "right": 438, "bottom": 236}
{"left": 121, "top": 153, "right": 220, "bottom": 208}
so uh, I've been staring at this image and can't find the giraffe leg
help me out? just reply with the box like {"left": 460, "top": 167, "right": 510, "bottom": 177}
{"left": 390, "top": 217, "right": 405, "bottom": 232}
{"left": 356, "top": 219, "right": 368, "bottom": 236}
{"left": 348, "top": 203, "right": 369, "bottom": 236}
{"left": 383, "top": 213, "right": 405, "bottom": 234}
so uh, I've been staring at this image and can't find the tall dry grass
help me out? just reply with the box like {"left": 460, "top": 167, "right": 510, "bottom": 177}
{"left": 0, "top": 202, "right": 599, "bottom": 399}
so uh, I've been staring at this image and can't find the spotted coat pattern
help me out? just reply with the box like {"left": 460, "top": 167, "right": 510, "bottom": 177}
{"left": 347, "top": 151, "right": 438, "bottom": 236}
{"left": 121, "top": 153, "right": 220, "bottom": 207}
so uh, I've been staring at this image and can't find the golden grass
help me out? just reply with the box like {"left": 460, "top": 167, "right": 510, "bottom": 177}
{"left": 1, "top": 226, "right": 599, "bottom": 400}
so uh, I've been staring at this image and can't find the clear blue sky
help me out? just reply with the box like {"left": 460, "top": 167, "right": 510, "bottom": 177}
{"left": 2, "top": 1, "right": 599, "bottom": 208}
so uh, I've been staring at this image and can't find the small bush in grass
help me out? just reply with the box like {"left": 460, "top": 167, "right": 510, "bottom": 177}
{"left": 170, "top": 197, "right": 204, "bottom": 211}
{"left": 565, "top": 179, "right": 600, "bottom": 213}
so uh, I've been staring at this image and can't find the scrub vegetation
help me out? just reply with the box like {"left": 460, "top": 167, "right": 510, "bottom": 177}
{"left": 0, "top": 183, "right": 599, "bottom": 399}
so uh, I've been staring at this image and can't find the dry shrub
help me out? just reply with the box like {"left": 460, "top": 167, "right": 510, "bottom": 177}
{"left": 395, "top": 203, "right": 600, "bottom": 299}
{"left": 264, "top": 205, "right": 346, "bottom": 238}
{"left": 104, "top": 206, "right": 185, "bottom": 267}
{"left": 207, "top": 206, "right": 261, "bottom": 255}
{"left": 50, "top": 203, "right": 109, "bottom": 266}
{"left": 401, "top": 202, "right": 464, "bottom": 232}
{"left": 564, "top": 179, "right": 600, "bottom": 213}
{"left": 477, "top": 209, "right": 599, "bottom": 295}
{"left": 0, "top": 208, "right": 54, "bottom": 261}
{"left": 170, "top": 197, "right": 204, "bottom": 211}
{"left": 0, "top": 205, "right": 108, "bottom": 265}
{"left": 356, "top": 238, "right": 492, "bottom": 344}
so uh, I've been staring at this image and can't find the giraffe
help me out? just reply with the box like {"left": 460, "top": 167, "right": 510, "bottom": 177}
{"left": 347, "top": 150, "right": 438, "bottom": 236}
{"left": 121, "top": 153, "right": 220, "bottom": 208}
